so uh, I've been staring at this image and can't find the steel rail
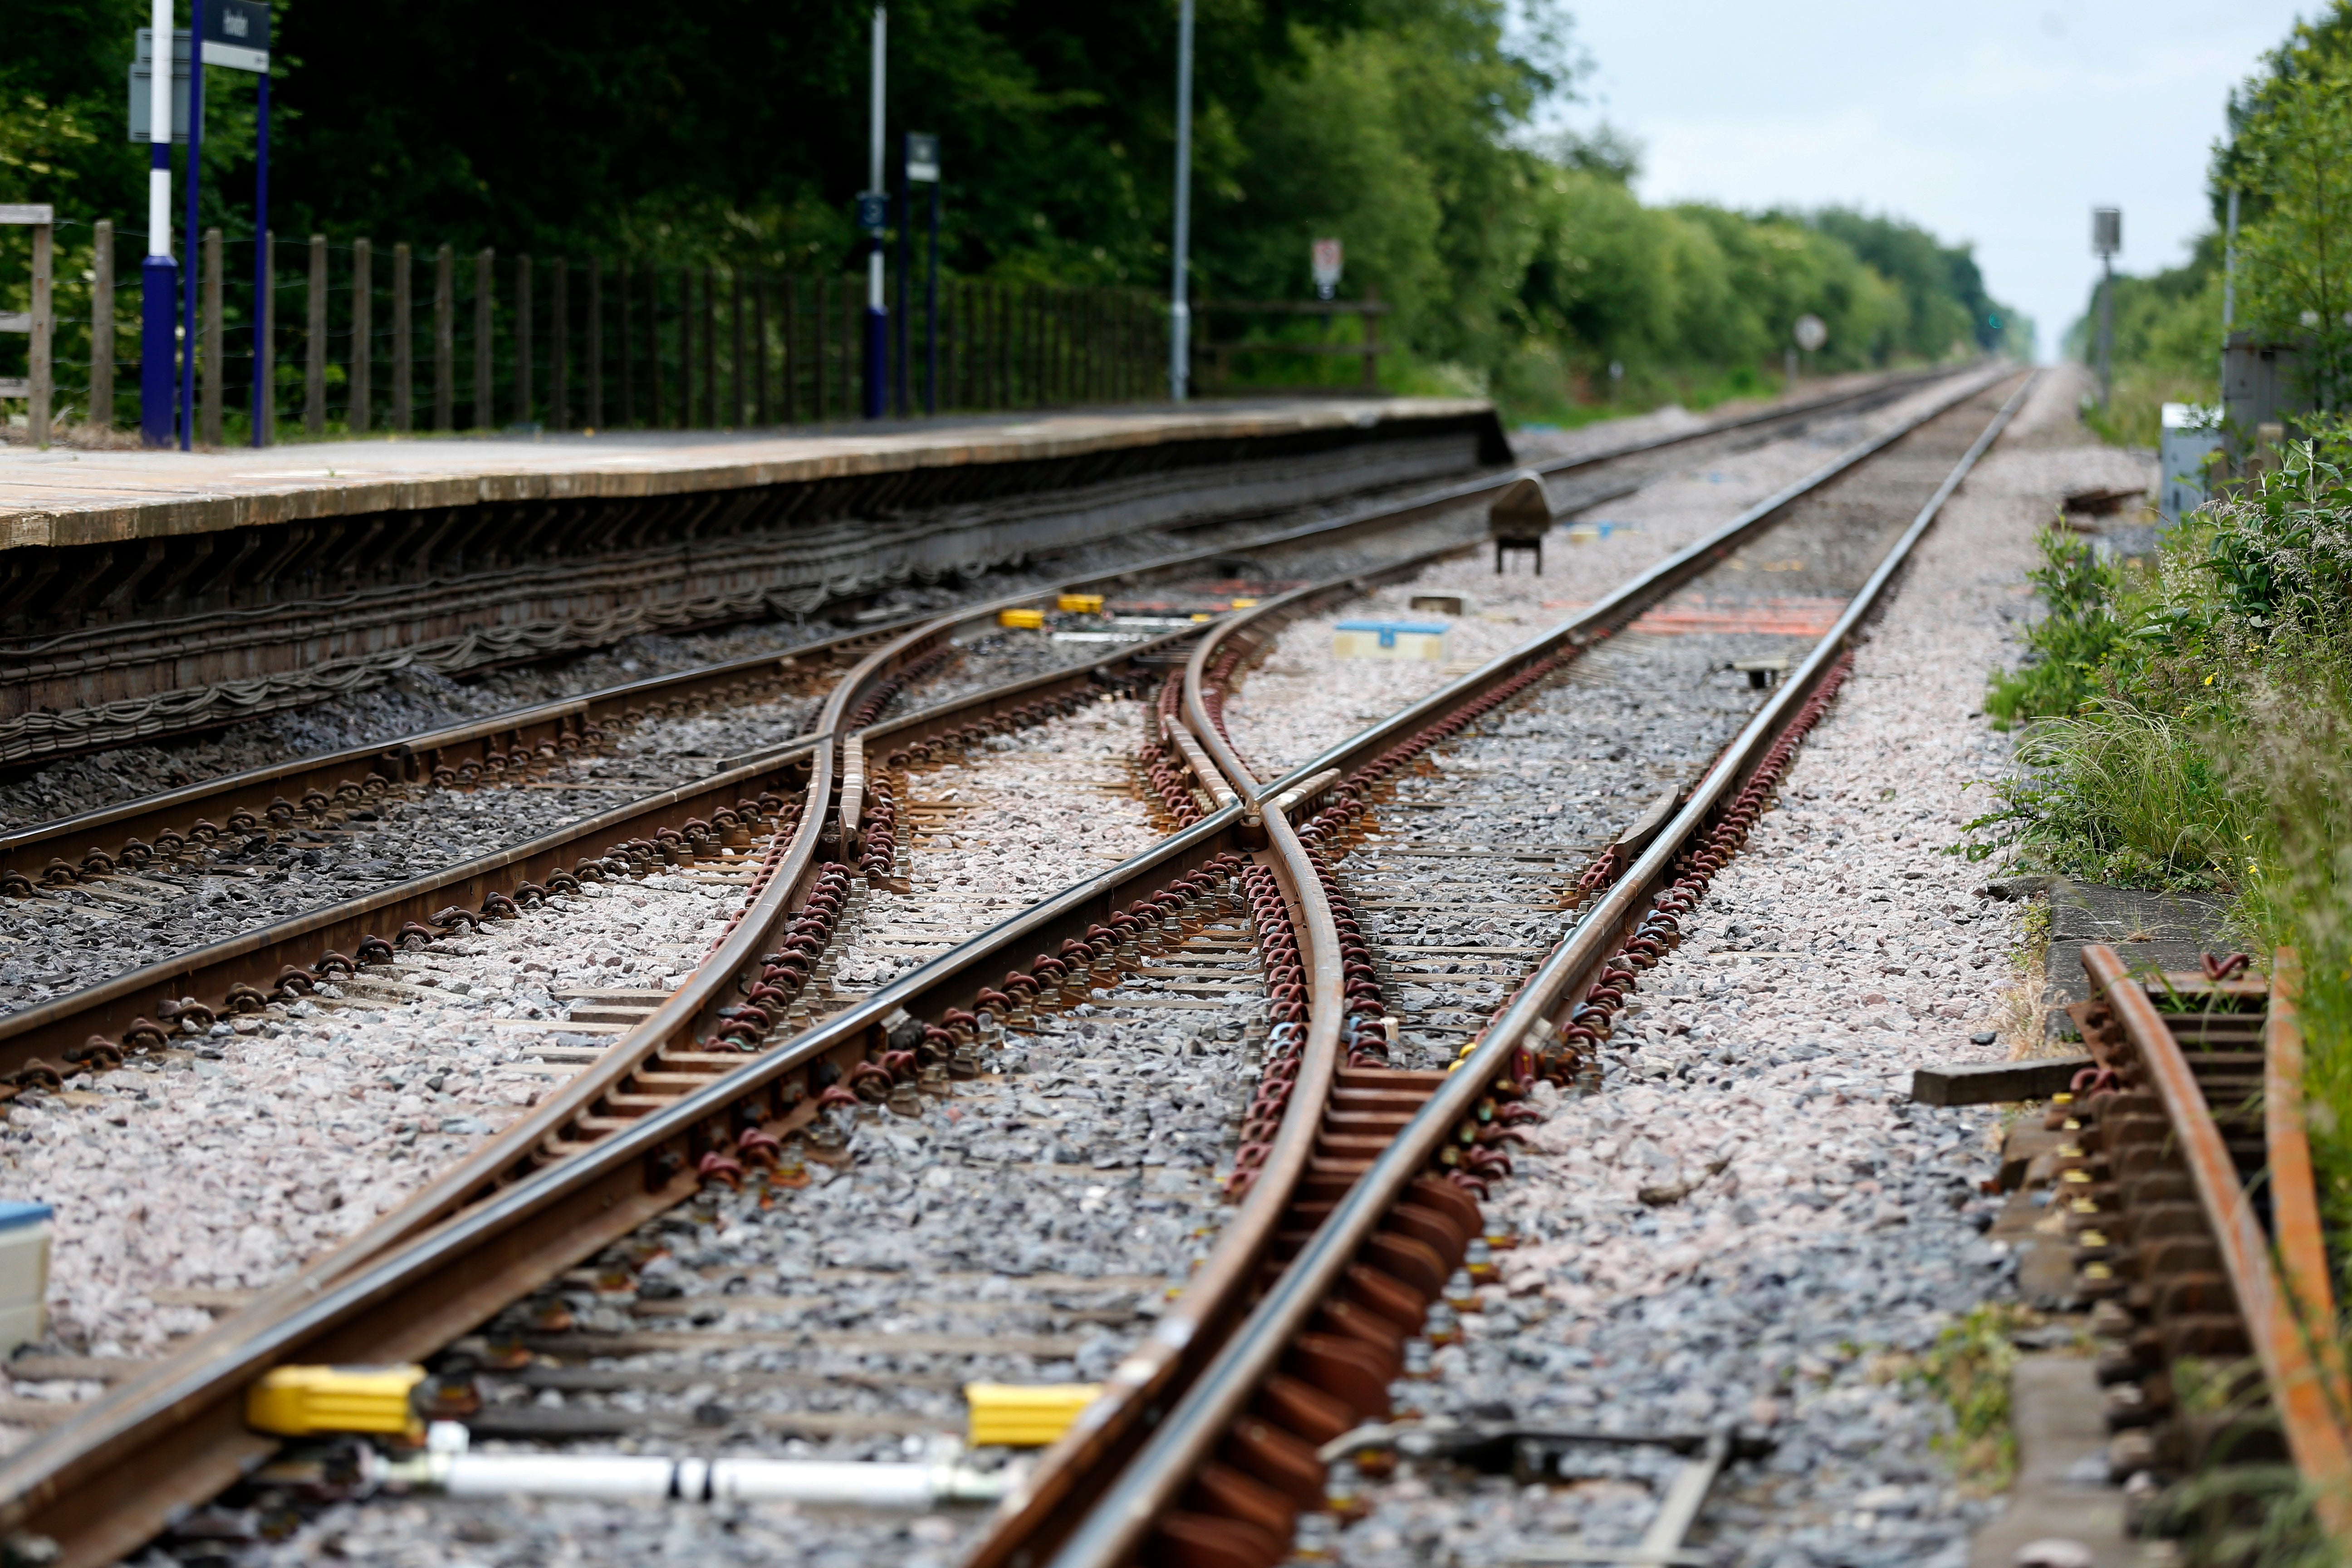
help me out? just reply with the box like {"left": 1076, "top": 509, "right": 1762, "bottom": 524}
{"left": 0, "top": 774, "right": 1263, "bottom": 1568}
{"left": 2265, "top": 948, "right": 2351, "bottom": 1414}
{"left": 0, "top": 360, "right": 1965, "bottom": 882}
{"left": 0, "top": 595, "right": 1238, "bottom": 1565}
{"left": 0, "top": 359, "right": 1986, "bottom": 1565}
{"left": 2088, "top": 944, "right": 2352, "bottom": 1532}
{"left": 1038, "top": 367, "right": 2035, "bottom": 1568}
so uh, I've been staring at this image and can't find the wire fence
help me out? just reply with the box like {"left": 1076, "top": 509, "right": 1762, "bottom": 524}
{"left": 0, "top": 219, "right": 1173, "bottom": 444}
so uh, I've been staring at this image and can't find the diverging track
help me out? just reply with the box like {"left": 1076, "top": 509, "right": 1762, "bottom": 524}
{"left": 0, "top": 365, "right": 2014, "bottom": 1567}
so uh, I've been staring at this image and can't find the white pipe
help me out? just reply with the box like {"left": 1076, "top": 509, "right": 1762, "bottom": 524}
{"left": 147, "top": 0, "right": 173, "bottom": 259}
{"left": 388, "top": 1450, "right": 1010, "bottom": 1507}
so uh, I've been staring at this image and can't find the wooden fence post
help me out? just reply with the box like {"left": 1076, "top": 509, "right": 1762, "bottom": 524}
{"left": 392, "top": 242, "right": 412, "bottom": 433}
{"left": 618, "top": 261, "right": 634, "bottom": 427}
{"left": 841, "top": 276, "right": 857, "bottom": 417}
{"left": 701, "top": 265, "right": 717, "bottom": 426}
{"left": 782, "top": 275, "right": 800, "bottom": 426}
{"left": 813, "top": 278, "right": 829, "bottom": 424}
{"left": 754, "top": 274, "right": 770, "bottom": 425}
{"left": 550, "top": 257, "right": 568, "bottom": 432}
{"left": 433, "top": 245, "right": 452, "bottom": 431}
{"left": 514, "top": 254, "right": 533, "bottom": 427}
{"left": 587, "top": 259, "right": 603, "bottom": 431}
{"left": 11, "top": 210, "right": 55, "bottom": 446}
{"left": 304, "top": 234, "right": 326, "bottom": 436}
{"left": 730, "top": 268, "right": 745, "bottom": 427}
{"left": 647, "top": 266, "right": 664, "bottom": 429}
{"left": 199, "top": 226, "right": 222, "bottom": 444}
{"left": 349, "top": 237, "right": 371, "bottom": 434}
{"left": 472, "top": 248, "right": 493, "bottom": 429}
{"left": 90, "top": 220, "right": 113, "bottom": 431}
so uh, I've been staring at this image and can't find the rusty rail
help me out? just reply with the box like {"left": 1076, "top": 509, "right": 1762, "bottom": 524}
{"left": 2087, "top": 944, "right": 2352, "bottom": 1530}
{"left": 1023, "top": 368, "right": 2034, "bottom": 1568}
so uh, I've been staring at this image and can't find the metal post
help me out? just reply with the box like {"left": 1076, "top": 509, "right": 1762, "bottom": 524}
{"left": 91, "top": 220, "right": 114, "bottom": 431}
{"left": 200, "top": 225, "right": 222, "bottom": 443}
{"left": 348, "top": 236, "right": 370, "bottom": 433}
{"left": 249, "top": 60, "right": 267, "bottom": 444}
{"left": 392, "top": 241, "right": 412, "bottom": 433}
{"left": 2098, "top": 255, "right": 2114, "bottom": 411}
{"left": 141, "top": 0, "right": 177, "bottom": 447}
{"left": 180, "top": 0, "right": 204, "bottom": 449}
{"left": 864, "top": 5, "right": 888, "bottom": 419}
{"left": 2223, "top": 187, "right": 2240, "bottom": 334}
{"left": 1169, "top": 0, "right": 1194, "bottom": 401}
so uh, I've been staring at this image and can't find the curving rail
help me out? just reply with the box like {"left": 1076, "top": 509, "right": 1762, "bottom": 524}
{"left": 0, "top": 358, "right": 1997, "bottom": 1567}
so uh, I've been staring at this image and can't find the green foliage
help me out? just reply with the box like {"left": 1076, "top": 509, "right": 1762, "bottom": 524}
{"left": 1984, "top": 529, "right": 2131, "bottom": 726}
{"left": 0, "top": 0, "right": 2008, "bottom": 418}
{"left": 2231, "top": 49, "right": 2352, "bottom": 411}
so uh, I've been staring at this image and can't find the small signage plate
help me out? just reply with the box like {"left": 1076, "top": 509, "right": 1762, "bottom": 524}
{"left": 203, "top": 0, "right": 272, "bottom": 72}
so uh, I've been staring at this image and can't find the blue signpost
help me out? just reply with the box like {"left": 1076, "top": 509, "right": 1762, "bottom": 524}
{"left": 135, "top": 2, "right": 179, "bottom": 447}
{"left": 179, "top": 0, "right": 202, "bottom": 449}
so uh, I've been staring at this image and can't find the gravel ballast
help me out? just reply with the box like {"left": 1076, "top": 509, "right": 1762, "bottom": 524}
{"left": 1327, "top": 371, "right": 2157, "bottom": 1566}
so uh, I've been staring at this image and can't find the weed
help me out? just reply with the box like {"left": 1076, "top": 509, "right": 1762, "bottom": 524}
{"left": 1912, "top": 1303, "right": 2037, "bottom": 1495}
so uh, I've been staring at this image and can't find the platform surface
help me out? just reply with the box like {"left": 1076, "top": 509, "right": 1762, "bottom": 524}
{"left": 0, "top": 396, "right": 1492, "bottom": 552}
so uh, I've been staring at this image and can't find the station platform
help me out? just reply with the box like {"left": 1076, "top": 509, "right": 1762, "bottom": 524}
{"left": 0, "top": 397, "right": 1500, "bottom": 551}
{"left": 0, "top": 397, "right": 1505, "bottom": 764}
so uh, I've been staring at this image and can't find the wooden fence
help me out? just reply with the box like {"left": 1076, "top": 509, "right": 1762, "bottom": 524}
{"left": 5, "top": 219, "right": 1171, "bottom": 444}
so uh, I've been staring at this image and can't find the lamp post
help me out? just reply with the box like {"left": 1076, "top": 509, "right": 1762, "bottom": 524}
{"left": 862, "top": 5, "right": 889, "bottom": 419}
{"left": 140, "top": 0, "right": 177, "bottom": 447}
{"left": 1168, "top": 0, "right": 1195, "bottom": 402}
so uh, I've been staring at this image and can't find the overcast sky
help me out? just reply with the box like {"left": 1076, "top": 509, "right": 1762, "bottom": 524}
{"left": 1546, "top": 0, "right": 2311, "bottom": 360}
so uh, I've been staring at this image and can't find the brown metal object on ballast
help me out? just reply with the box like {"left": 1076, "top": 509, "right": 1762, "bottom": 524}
{"left": 1489, "top": 470, "right": 1553, "bottom": 573}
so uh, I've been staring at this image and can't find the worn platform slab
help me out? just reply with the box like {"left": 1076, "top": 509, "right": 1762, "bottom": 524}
{"left": 0, "top": 397, "right": 1500, "bottom": 549}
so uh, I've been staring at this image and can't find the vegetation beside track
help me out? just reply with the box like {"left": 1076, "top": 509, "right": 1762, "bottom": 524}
{"left": 1969, "top": 435, "right": 2352, "bottom": 1282}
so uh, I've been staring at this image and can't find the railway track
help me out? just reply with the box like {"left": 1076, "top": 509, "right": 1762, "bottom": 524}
{"left": 0, "top": 365, "right": 2011, "bottom": 1565}
{"left": 2009, "top": 945, "right": 2352, "bottom": 1539}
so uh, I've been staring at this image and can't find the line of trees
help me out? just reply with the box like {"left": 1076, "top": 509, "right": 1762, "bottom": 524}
{"left": 2073, "top": 0, "right": 2352, "bottom": 444}
{"left": 0, "top": 0, "right": 2016, "bottom": 421}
